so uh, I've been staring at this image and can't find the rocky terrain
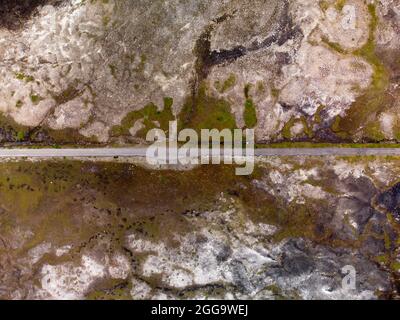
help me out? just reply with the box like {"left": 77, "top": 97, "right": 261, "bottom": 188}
{"left": 0, "top": 0, "right": 399, "bottom": 144}
{"left": 0, "top": 157, "right": 399, "bottom": 299}
{"left": 1, "top": 0, "right": 400, "bottom": 301}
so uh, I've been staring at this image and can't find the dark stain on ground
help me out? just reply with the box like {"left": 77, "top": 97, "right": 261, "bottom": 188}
{"left": 0, "top": 161, "right": 398, "bottom": 298}
{"left": 188, "top": 0, "right": 302, "bottom": 129}
{"left": 0, "top": 0, "right": 63, "bottom": 30}
{"left": 194, "top": 0, "right": 302, "bottom": 84}
{"left": 376, "top": 182, "right": 400, "bottom": 222}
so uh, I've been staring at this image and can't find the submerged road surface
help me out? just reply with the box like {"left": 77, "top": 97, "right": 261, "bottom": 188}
{"left": 0, "top": 147, "right": 400, "bottom": 158}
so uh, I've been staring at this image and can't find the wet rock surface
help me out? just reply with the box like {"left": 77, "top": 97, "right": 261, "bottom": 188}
{"left": 0, "top": 157, "right": 399, "bottom": 300}
{"left": 377, "top": 182, "right": 400, "bottom": 222}
{"left": 0, "top": 0, "right": 399, "bottom": 144}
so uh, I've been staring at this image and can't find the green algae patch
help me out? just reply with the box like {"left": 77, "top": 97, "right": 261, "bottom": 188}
{"left": 15, "top": 100, "right": 23, "bottom": 108}
{"left": 244, "top": 99, "right": 257, "bottom": 128}
{"left": 0, "top": 158, "right": 398, "bottom": 298}
{"left": 282, "top": 117, "right": 296, "bottom": 140}
{"left": 31, "top": 127, "right": 97, "bottom": 145}
{"left": 214, "top": 74, "right": 236, "bottom": 94}
{"left": 336, "top": 4, "right": 391, "bottom": 141}
{"left": 331, "top": 115, "right": 351, "bottom": 140}
{"left": 255, "top": 141, "right": 400, "bottom": 148}
{"left": 0, "top": 112, "right": 31, "bottom": 143}
{"left": 179, "top": 83, "right": 237, "bottom": 132}
{"left": 319, "top": 0, "right": 347, "bottom": 14}
{"left": 111, "top": 98, "right": 175, "bottom": 138}
{"left": 0, "top": 169, "right": 43, "bottom": 218}
{"left": 364, "top": 122, "right": 386, "bottom": 142}
{"left": 0, "top": 160, "right": 327, "bottom": 257}
{"left": 313, "top": 104, "right": 325, "bottom": 125}
{"left": 319, "top": 1, "right": 330, "bottom": 12}
{"left": 30, "top": 94, "right": 42, "bottom": 105}
{"left": 108, "top": 64, "right": 117, "bottom": 79}
{"left": 321, "top": 36, "right": 348, "bottom": 55}
{"left": 335, "top": 0, "right": 347, "bottom": 11}
{"left": 86, "top": 279, "right": 132, "bottom": 300}
{"left": 281, "top": 117, "right": 313, "bottom": 140}
{"left": 15, "top": 72, "right": 34, "bottom": 83}
{"left": 16, "top": 131, "right": 26, "bottom": 142}
{"left": 243, "top": 84, "right": 258, "bottom": 128}
{"left": 1, "top": 113, "right": 89, "bottom": 145}
{"left": 270, "top": 202, "right": 326, "bottom": 242}
{"left": 53, "top": 84, "right": 82, "bottom": 105}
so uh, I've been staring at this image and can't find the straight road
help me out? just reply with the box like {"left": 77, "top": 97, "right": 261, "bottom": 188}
{"left": 0, "top": 147, "right": 400, "bottom": 158}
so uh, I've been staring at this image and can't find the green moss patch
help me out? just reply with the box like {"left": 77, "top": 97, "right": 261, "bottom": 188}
{"left": 179, "top": 83, "right": 237, "bottom": 132}
{"left": 0, "top": 160, "right": 331, "bottom": 255}
{"left": 15, "top": 72, "right": 34, "bottom": 82}
{"left": 281, "top": 117, "right": 313, "bottom": 140}
{"left": 321, "top": 36, "right": 348, "bottom": 55}
{"left": 0, "top": 113, "right": 30, "bottom": 143}
{"left": 244, "top": 99, "right": 257, "bottom": 128}
{"left": 282, "top": 117, "right": 296, "bottom": 140}
{"left": 111, "top": 97, "right": 175, "bottom": 138}
{"left": 1, "top": 157, "right": 399, "bottom": 298}
{"left": 30, "top": 94, "right": 42, "bottom": 105}
{"left": 242, "top": 84, "right": 258, "bottom": 128}
{"left": 214, "top": 74, "right": 236, "bottom": 93}
{"left": 335, "top": 4, "right": 391, "bottom": 141}
{"left": 335, "top": 0, "right": 347, "bottom": 11}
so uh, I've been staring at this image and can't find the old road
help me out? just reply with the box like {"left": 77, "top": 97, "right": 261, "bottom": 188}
{"left": 0, "top": 147, "right": 400, "bottom": 158}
